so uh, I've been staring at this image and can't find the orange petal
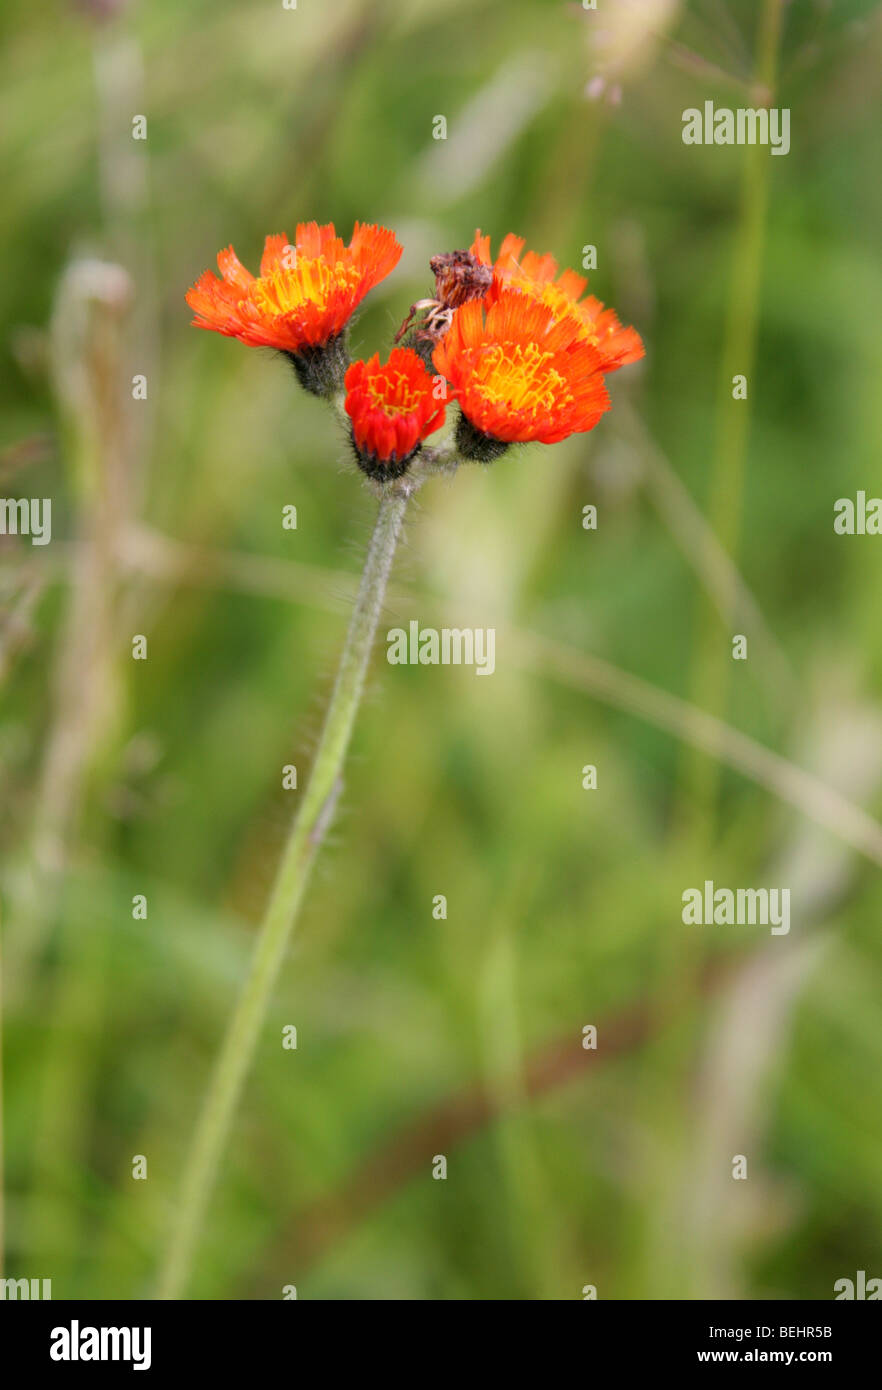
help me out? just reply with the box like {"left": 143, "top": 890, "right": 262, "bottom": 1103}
{"left": 260, "top": 234, "right": 290, "bottom": 278}
{"left": 216, "top": 245, "right": 254, "bottom": 291}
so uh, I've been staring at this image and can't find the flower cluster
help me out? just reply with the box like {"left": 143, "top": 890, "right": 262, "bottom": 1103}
{"left": 187, "top": 221, "right": 643, "bottom": 480}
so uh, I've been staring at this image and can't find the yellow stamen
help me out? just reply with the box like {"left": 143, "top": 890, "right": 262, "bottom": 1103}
{"left": 249, "top": 259, "right": 362, "bottom": 317}
{"left": 475, "top": 343, "right": 571, "bottom": 415}
{"left": 367, "top": 370, "right": 421, "bottom": 416}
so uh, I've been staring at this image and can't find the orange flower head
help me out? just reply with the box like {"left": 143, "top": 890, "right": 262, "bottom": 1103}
{"left": 186, "top": 222, "right": 403, "bottom": 394}
{"left": 471, "top": 229, "right": 644, "bottom": 374}
{"left": 344, "top": 348, "right": 446, "bottom": 481}
{"left": 432, "top": 289, "right": 611, "bottom": 460}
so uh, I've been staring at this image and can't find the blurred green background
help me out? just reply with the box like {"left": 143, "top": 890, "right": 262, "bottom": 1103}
{"left": 2, "top": 0, "right": 882, "bottom": 1300}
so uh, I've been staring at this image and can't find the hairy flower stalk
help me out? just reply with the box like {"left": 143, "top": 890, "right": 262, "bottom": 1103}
{"left": 157, "top": 483, "right": 409, "bottom": 1299}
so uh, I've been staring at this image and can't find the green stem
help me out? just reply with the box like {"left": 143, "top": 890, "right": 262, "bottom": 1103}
{"left": 156, "top": 486, "right": 409, "bottom": 1299}
{"left": 681, "top": 0, "right": 785, "bottom": 832}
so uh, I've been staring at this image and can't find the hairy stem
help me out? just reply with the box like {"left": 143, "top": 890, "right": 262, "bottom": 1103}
{"left": 157, "top": 486, "right": 409, "bottom": 1299}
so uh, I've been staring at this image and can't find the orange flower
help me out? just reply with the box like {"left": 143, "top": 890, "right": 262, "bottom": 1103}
{"left": 433, "top": 290, "right": 610, "bottom": 458}
{"left": 344, "top": 348, "right": 446, "bottom": 480}
{"left": 186, "top": 222, "right": 403, "bottom": 393}
{"left": 471, "top": 230, "right": 644, "bottom": 374}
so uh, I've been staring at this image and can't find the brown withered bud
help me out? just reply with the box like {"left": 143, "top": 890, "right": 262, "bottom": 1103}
{"left": 429, "top": 250, "right": 493, "bottom": 309}
{"left": 396, "top": 248, "right": 493, "bottom": 355}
